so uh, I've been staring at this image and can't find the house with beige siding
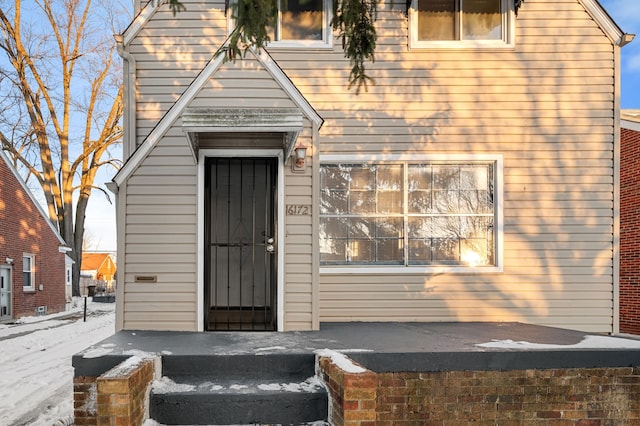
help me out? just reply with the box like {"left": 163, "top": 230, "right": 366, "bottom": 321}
{"left": 111, "top": 0, "right": 633, "bottom": 333}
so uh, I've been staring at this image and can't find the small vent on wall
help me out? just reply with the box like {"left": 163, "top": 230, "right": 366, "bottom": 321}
{"left": 135, "top": 275, "right": 157, "bottom": 283}
{"left": 36, "top": 306, "right": 47, "bottom": 316}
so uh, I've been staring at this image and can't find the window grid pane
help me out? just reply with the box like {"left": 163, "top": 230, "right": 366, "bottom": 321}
{"left": 280, "top": 0, "right": 323, "bottom": 40}
{"left": 418, "top": 0, "right": 457, "bottom": 40}
{"left": 462, "top": 0, "right": 502, "bottom": 40}
{"left": 417, "top": 0, "right": 503, "bottom": 42}
{"left": 23, "top": 256, "right": 33, "bottom": 288}
{"left": 320, "top": 163, "right": 495, "bottom": 267}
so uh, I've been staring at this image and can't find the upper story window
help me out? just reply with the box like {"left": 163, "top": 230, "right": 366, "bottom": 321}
{"left": 410, "top": 0, "right": 514, "bottom": 49}
{"left": 266, "top": 0, "right": 333, "bottom": 48}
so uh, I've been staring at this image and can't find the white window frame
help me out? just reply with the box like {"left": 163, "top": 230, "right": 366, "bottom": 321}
{"left": 319, "top": 153, "right": 504, "bottom": 275}
{"left": 227, "top": 0, "right": 333, "bottom": 49}
{"left": 66, "top": 265, "right": 72, "bottom": 286}
{"left": 22, "top": 254, "right": 35, "bottom": 291}
{"left": 409, "top": 0, "right": 515, "bottom": 50}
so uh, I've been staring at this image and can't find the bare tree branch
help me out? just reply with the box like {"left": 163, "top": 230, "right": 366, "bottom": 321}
{"left": 0, "top": 0, "right": 125, "bottom": 296}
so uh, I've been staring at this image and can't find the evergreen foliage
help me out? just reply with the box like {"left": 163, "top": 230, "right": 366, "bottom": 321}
{"left": 332, "top": 0, "right": 377, "bottom": 92}
{"left": 219, "top": 0, "right": 277, "bottom": 62}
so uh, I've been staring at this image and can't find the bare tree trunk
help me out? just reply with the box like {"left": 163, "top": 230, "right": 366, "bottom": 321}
{"left": 0, "top": 0, "right": 125, "bottom": 297}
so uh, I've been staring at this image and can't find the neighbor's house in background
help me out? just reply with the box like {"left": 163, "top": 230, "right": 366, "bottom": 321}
{"left": 80, "top": 252, "right": 117, "bottom": 295}
{"left": 620, "top": 109, "right": 640, "bottom": 335}
{"left": 0, "top": 149, "right": 72, "bottom": 320}
{"left": 109, "top": 0, "right": 633, "bottom": 333}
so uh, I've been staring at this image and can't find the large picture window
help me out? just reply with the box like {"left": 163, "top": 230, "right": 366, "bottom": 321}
{"left": 320, "top": 159, "right": 501, "bottom": 270}
{"left": 410, "top": 0, "right": 513, "bottom": 48}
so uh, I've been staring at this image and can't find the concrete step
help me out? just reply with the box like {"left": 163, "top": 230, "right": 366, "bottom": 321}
{"left": 149, "top": 354, "right": 328, "bottom": 425}
{"left": 150, "top": 377, "right": 328, "bottom": 425}
{"left": 161, "top": 353, "right": 317, "bottom": 381}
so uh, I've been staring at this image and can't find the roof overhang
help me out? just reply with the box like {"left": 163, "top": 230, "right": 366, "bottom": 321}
{"left": 182, "top": 107, "right": 304, "bottom": 163}
{"left": 581, "top": 0, "right": 635, "bottom": 47}
{"left": 622, "top": 110, "right": 640, "bottom": 132}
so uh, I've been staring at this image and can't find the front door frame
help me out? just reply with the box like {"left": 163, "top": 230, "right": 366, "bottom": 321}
{"left": 197, "top": 148, "right": 285, "bottom": 331}
{"left": 0, "top": 265, "right": 12, "bottom": 321}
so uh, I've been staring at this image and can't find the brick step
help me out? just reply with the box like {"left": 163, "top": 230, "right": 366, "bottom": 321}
{"left": 149, "top": 376, "right": 328, "bottom": 425}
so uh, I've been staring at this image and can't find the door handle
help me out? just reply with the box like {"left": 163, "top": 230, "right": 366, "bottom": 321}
{"left": 266, "top": 237, "right": 275, "bottom": 253}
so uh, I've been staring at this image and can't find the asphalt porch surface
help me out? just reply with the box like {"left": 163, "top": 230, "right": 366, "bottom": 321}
{"left": 73, "top": 322, "right": 640, "bottom": 376}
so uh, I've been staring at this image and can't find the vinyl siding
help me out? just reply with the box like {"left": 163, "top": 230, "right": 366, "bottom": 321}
{"left": 122, "top": 0, "right": 618, "bottom": 332}
{"left": 122, "top": 133, "right": 198, "bottom": 331}
{"left": 276, "top": 0, "right": 615, "bottom": 333}
{"left": 122, "top": 31, "right": 317, "bottom": 329}
{"left": 130, "top": 0, "right": 228, "bottom": 145}
{"left": 284, "top": 138, "right": 315, "bottom": 330}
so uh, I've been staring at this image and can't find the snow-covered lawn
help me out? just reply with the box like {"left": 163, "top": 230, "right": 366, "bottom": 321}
{"left": 0, "top": 299, "right": 115, "bottom": 426}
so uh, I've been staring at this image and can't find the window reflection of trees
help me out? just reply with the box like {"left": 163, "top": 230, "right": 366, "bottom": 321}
{"left": 320, "top": 163, "right": 495, "bottom": 266}
{"left": 269, "top": 0, "right": 324, "bottom": 41}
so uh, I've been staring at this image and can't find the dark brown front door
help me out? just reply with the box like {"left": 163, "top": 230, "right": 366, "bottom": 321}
{"left": 204, "top": 157, "right": 277, "bottom": 331}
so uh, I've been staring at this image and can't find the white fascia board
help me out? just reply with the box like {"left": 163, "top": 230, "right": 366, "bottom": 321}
{"left": 121, "top": 0, "right": 164, "bottom": 47}
{"left": 622, "top": 119, "right": 640, "bottom": 133}
{"left": 113, "top": 53, "right": 226, "bottom": 187}
{"left": 0, "top": 149, "right": 67, "bottom": 247}
{"left": 580, "top": 0, "right": 626, "bottom": 46}
{"left": 256, "top": 48, "right": 324, "bottom": 129}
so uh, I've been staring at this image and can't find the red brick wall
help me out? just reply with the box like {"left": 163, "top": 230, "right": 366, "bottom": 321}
{"left": 319, "top": 357, "right": 640, "bottom": 425}
{"left": 621, "top": 126, "right": 640, "bottom": 334}
{"left": 0, "top": 158, "right": 67, "bottom": 318}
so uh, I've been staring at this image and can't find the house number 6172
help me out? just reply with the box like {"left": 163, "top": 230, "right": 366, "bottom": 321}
{"left": 286, "top": 205, "right": 310, "bottom": 216}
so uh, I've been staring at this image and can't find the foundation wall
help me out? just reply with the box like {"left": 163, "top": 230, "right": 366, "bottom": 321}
{"left": 318, "top": 356, "right": 640, "bottom": 425}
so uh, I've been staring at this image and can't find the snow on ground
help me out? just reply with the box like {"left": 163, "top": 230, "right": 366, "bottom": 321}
{"left": 0, "top": 298, "right": 115, "bottom": 426}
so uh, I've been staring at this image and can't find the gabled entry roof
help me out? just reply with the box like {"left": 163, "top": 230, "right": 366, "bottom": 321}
{"left": 112, "top": 46, "right": 323, "bottom": 187}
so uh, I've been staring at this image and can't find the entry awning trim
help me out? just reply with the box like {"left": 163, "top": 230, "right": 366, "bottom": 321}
{"left": 182, "top": 107, "right": 303, "bottom": 163}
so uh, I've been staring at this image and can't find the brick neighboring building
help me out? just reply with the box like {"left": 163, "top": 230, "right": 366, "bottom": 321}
{"left": 620, "top": 109, "right": 640, "bottom": 334}
{"left": 0, "top": 149, "right": 71, "bottom": 320}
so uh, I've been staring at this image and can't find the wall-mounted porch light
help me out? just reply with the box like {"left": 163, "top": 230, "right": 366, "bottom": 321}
{"left": 5, "top": 258, "right": 13, "bottom": 265}
{"left": 292, "top": 143, "right": 308, "bottom": 172}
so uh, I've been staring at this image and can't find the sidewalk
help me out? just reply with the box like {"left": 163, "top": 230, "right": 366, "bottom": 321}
{"left": 0, "top": 298, "right": 115, "bottom": 426}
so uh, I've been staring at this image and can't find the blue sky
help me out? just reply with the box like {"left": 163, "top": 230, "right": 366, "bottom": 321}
{"left": 600, "top": 0, "right": 640, "bottom": 109}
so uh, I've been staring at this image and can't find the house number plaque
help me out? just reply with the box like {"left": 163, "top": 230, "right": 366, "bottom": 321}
{"left": 286, "top": 205, "right": 311, "bottom": 216}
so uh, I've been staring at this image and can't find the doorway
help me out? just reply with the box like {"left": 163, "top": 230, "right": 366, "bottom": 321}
{"left": 0, "top": 266, "right": 12, "bottom": 320}
{"left": 204, "top": 157, "right": 278, "bottom": 331}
